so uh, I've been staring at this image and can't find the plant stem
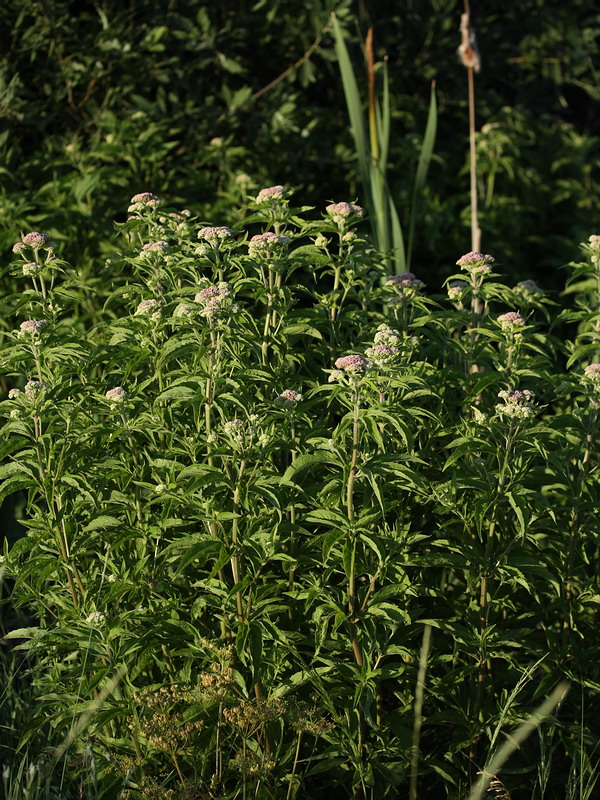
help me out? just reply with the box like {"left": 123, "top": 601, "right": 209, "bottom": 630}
{"left": 286, "top": 731, "right": 302, "bottom": 800}
{"left": 409, "top": 624, "right": 432, "bottom": 800}
{"left": 231, "top": 460, "right": 247, "bottom": 624}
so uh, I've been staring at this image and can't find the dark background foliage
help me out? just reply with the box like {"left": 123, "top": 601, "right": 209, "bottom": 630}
{"left": 1, "top": 0, "right": 598, "bottom": 287}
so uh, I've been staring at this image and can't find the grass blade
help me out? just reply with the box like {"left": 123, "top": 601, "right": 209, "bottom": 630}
{"left": 407, "top": 81, "right": 437, "bottom": 270}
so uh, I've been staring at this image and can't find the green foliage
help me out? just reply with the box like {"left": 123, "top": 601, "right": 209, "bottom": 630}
{"left": 1, "top": 191, "right": 600, "bottom": 798}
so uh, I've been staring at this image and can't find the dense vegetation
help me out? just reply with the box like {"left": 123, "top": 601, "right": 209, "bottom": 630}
{"left": 1, "top": 2, "right": 600, "bottom": 799}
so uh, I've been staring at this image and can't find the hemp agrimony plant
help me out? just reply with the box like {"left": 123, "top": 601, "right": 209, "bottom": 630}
{"left": 1, "top": 194, "right": 600, "bottom": 799}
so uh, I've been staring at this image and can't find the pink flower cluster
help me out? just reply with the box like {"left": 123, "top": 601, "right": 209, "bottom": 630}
{"left": 197, "top": 226, "right": 232, "bottom": 242}
{"left": 325, "top": 202, "right": 364, "bottom": 225}
{"left": 128, "top": 192, "right": 160, "bottom": 214}
{"left": 276, "top": 389, "right": 302, "bottom": 406}
{"left": 194, "top": 282, "right": 231, "bottom": 317}
{"left": 335, "top": 354, "right": 369, "bottom": 371}
{"left": 12, "top": 232, "right": 55, "bottom": 253}
{"left": 584, "top": 364, "right": 600, "bottom": 384}
{"left": 106, "top": 387, "right": 127, "bottom": 403}
{"left": 456, "top": 251, "right": 495, "bottom": 267}
{"left": 248, "top": 232, "right": 291, "bottom": 256}
{"left": 386, "top": 272, "right": 425, "bottom": 291}
{"left": 19, "top": 319, "right": 48, "bottom": 336}
{"left": 497, "top": 311, "right": 525, "bottom": 330}
{"left": 256, "top": 185, "right": 285, "bottom": 204}
{"left": 141, "top": 240, "right": 170, "bottom": 255}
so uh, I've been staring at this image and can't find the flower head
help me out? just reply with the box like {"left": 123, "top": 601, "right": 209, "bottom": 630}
{"left": 584, "top": 363, "right": 600, "bottom": 386}
{"left": 365, "top": 343, "right": 399, "bottom": 366}
{"left": 275, "top": 389, "right": 302, "bottom": 407}
{"left": 497, "top": 311, "right": 525, "bottom": 330}
{"left": 194, "top": 282, "right": 232, "bottom": 318}
{"left": 22, "top": 232, "right": 49, "bottom": 248}
{"left": 197, "top": 226, "right": 233, "bottom": 242}
{"left": 141, "top": 240, "right": 170, "bottom": 255}
{"left": 248, "top": 231, "right": 291, "bottom": 257}
{"left": 130, "top": 192, "right": 160, "bottom": 208}
{"left": 135, "top": 298, "right": 160, "bottom": 316}
{"left": 24, "top": 380, "right": 48, "bottom": 398}
{"left": 105, "top": 386, "right": 127, "bottom": 403}
{"left": 457, "top": 251, "right": 495, "bottom": 277}
{"left": 495, "top": 389, "right": 536, "bottom": 420}
{"left": 8, "top": 388, "right": 21, "bottom": 400}
{"left": 514, "top": 279, "right": 542, "bottom": 295}
{"left": 19, "top": 319, "right": 48, "bottom": 337}
{"left": 374, "top": 324, "right": 402, "bottom": 347}
{"left": 335, "top": 354, "right": 369, "bottom": 372}
{"left": 386, "top": 273, "right": 426, "bottom": 292}
{"left": 325, "top": 202, "right": 364, "bottom": 225}
{"left": 255, "top": 185, "right": 285, "bottom": 204}
{"left": 22, "top": 262, "right": 42, "bottom": 276}
{"left": 86, "top": 611, "right": 106, "bottom": 626}
{"left": 448, "top": 279, "right": 468, "bottom": 301}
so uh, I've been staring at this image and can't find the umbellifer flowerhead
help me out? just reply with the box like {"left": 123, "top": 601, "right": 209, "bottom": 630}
{"left": 495, "top": 389, "right": 536, "bottom": 420}
{"left": 275, "top": 389, "right": 302, "bottom": 406}
{"left": 255, "top": 185, "right": 285, "bottom": 204}
{"left": 335, "top": 354, "right": 369, "bottom": 371}
{"left": 105, "top": 386, "right": 127, "bottom": 403}
{"left": 497, "top": 311, "right": 525, "bottom": 330}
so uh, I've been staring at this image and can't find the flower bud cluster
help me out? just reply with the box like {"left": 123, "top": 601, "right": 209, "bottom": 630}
{"left": 447, "top": 279, "right": 468, "bottom": 302}
{"left": 255, "top": 185, "right": 285, "bottom": 204}
{"left": 194, "top": 282, "right": 232, "bottom": 318}
{"left": 18, "top": 319, "right": 49, "bottom": 338}
{"left": 275, "top": 389, "right": 302, "bottom": 407}
{"left": 497, "top": 311, "right": 525, "bottom": 330}
{"left": 386, "top": 273, "right": 426, "bottom": 301}
{"left": 495, "top": 389, "right": 536, "bottom": 420}
{"left": 128, "top": 192, "right": 160, "bottom": 215}
{"left": 514, "top": 279, "right": 542, "bottom": 296}
{"left": 230, "top": 753, "right": 276, "bottom": 777}
{"left": 197, "top": 226, "right": 233, "bottom": 243}
{"left": 12, "top": 232, "right": 56, "bottom": 254}
{"left": 329, "top": 354, "right": 371, "bottom": 383}
{"left": 86, "top": 611, "right": 106, "bottom": 625}
{"left": 457, "top": 251, "right": 495, "bottom": 277}
{"left": 134, "top": 298, "right": 161, "bottom": 319}
{"left": 365, "top": 343, "right": 399, "bottom": 366}
{"left": 140, "top": 240, "right": 170, "bottom": 256}
{"left": 248, "top": 231, "right": 291, "bottom": 257}
{"left": 583, "top": 363, "right": 600, "bottom": 387}
{"left": 325, "top": 202, "right": 364, "bottom": 226}
{"left": 105, "top": 386, "right": 127, "bottom": 404}
{"left": 374, "top": 324, "right": 402, "bottom": 347}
